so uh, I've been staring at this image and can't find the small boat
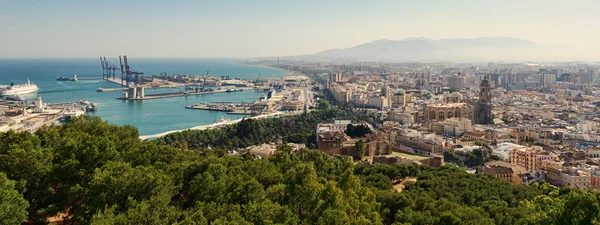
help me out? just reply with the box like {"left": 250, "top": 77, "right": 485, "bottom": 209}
{"left": 60, "top": 110, "right": 85, "bottom": 122}
{"left": 77, "top": 99, "right": 98, "bottom": 112}
{"left": 85, "top": 103, "right": 98, "bottom": 112}
{"left": 213, "top": 116, "right": 231, "bottom": 124}
{"left": 4, "top": 94, "right": 25, "bottom": 101}
{"left": 57, "top": 74, "right": 78, "bottom": 81}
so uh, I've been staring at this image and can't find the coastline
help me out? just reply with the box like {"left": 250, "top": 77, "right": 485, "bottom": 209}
{"left": 234, "top": 61, "right": 295, "bottom": 76}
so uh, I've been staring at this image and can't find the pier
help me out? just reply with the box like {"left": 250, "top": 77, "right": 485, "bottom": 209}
{"left": 117, "top": 87, "right": 254, "bottom": 101}
{"left": 185, "top": 102, "right": 254, "bottom": 115}
{"left": 77, "top": 77, "right": 104, "bottom": 80}
{"left": 96, "top": 87, "right": 128, "bottom": 92}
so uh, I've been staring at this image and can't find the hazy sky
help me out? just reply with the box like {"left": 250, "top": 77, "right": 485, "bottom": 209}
{"left": 1, "top": 0, "right": 599, "bottom": 58}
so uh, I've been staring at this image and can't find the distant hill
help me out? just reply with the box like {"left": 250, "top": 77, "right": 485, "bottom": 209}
{"left": 309, "top": 37, "right": 544, "bottom": 62}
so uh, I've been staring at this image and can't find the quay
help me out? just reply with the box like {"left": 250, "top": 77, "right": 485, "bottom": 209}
{"left": 103, "top": 76, "right": 185, "bottom": 88}
{"left": 117, "top": 87, "right": 254, "bottom": 101}
{"left": 185, "top": 103, "right": 254, "bottom": 115}
{"left": 96, "top": 87, "right": 128, "bottom": 92}
{"left": 0, "top": 96, "right": 97, "bottom": 133}
{"left": 77, "top": 77, "right": 104, "bottom": 80}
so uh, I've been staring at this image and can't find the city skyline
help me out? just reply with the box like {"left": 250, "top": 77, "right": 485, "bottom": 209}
{"left": 2, "top": 0, "right": 600, "bottom": 59}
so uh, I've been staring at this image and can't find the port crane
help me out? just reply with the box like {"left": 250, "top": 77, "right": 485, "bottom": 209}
{"left": 100, "top": 56, "right": 120, "bottom": 80}
{"left": 119, "top": 55, "right": 144, "bottom": 86}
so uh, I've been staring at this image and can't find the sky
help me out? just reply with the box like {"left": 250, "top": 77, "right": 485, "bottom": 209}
{"left": 1, "top": 0, "right": 599, "bottom": 58}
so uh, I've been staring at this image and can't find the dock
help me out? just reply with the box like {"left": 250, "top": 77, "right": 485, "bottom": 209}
{"left": 105, "top": 77, "right": 127, "bottom": 86}
{"left": 96, "top": 87, "right": 128, "bottom": 92}
{"left": 47, "top": 100, "right": 98, "bottom": 112}
{"left": 117, "top": 87, "right": 254, "bottom": 101}
{"left": 77, "top": 77, "right": 104, "bottom": 80}
{"left": 186, "top": 102, "right": 254, "bottom": 115}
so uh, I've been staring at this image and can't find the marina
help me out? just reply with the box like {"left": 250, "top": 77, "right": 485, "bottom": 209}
{"left": 0, "top": 95, "right": 99, "bottom": 132}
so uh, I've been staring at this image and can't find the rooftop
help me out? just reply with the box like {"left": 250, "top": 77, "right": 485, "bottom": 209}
{"left": 427, "top": 102, "right": 468, "bottom": 108}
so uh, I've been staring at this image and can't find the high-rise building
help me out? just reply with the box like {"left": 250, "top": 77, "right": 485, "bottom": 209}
{"left": 448, "top": 74, "right": 465, "bottom": 90}
{"left": 329, "top": 72, "right": 342, "bottom": 83}
{"left": 474, "top": 77, "right": 493, "bottom": 124}
{"left": 490, "top": 74, "right": 501, "bottom": 88}
{"left": 381, "top": 85, "right": 390, "bottom": 98}
{"left": 506, "top": 73, "right": 518, "bottom": 84}
{"left": 538, "top": 73, "right": 555, "bottom": 86}
{"left": 589, "top": 69, "right": 599, "bottom": 83}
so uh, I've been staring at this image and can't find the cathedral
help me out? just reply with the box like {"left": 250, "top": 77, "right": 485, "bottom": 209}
{"left": 474, "top": 76, "right": 493, "bottom": 124}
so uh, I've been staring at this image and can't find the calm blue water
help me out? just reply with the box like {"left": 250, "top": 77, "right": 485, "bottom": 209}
{"left": 0, "top": 58, "right": 286, "bottom": 135}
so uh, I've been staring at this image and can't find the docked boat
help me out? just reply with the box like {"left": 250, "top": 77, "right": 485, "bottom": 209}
{"left": 78, "top": 99, "right": 98, "bottom": 112}
{"left": 4, "top": 94, "right": 26, "bottom": 102}
{"left": 57, "top": 74, "right": 78, "bottom": 81}
{"left": 213, "top": 116, "right": 231, "bottom": 124}
{"left": 85, "top": 103, "right": 98, "bottom": 112}
{"left": 60, "top": 110, "right": 85, "bottom": 122}
{"left": 1, "top": 79, "right": 39, "bottom": 95}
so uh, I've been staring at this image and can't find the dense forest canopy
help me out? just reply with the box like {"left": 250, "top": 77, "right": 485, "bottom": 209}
{"left": 0, "top": 115, "right": 599, "bottom": 224}
{"left": 155, "top": 107, "right": 376, "bottom": 150}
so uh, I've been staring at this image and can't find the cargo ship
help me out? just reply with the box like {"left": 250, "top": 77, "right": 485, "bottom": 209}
{"left": 57, "top": 74, "right": 78, "bottom": 81}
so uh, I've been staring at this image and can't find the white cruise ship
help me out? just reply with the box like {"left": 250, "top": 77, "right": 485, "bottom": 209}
{"left": 1, "top": 79, "right": 39, "bottom": 95}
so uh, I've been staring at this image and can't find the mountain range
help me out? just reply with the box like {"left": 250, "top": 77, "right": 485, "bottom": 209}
{"left": 293, "top": 37, "right": 597, "bottom": 62}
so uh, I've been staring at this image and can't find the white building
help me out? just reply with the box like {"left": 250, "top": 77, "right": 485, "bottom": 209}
{"left": 33, "top": 95, "right": 45, "bottom": 113}
{"left": 388, "top": 111, "right": 414, "bottom": 126}
{"left": 316, "top": 120, "right": 352, "bottom": 134}
{"left": 367, "top": 96, "right": 390, "bottom": 109}
{"left": 492, "top": 142, "right": 528, "bottom": 162}
{"left": 577, "top": 121, "right": 596, "bottom": 133}
{"left": 443, "top": 117, "right": 472, "bottom": 137}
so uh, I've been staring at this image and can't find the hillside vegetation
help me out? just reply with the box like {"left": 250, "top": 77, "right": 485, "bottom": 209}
{"left": 0, "top": 115, "right": 598, "bottom": 224}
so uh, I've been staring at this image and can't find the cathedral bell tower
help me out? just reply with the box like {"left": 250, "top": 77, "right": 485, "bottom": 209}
{"left": 474, "top": 76, "right": 493, "bottom": 124}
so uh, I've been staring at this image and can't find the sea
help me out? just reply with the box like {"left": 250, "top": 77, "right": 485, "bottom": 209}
{"left": 0, "top": 58, "right": 287, "bottom": 136}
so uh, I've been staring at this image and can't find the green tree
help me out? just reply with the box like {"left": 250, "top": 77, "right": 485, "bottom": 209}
{"left": 79, "top": 161, "right": 177, "bottom": 223}
{"left": 355, "top": 139, "right": 366, "bottom": 160}
{"left": 317, "top": 99, "right": 330, "bottom": 110}
{"left": 0, "top": 172, "right": 29, "bottom": 224}
{"left": 285, "top": 163, "right": 324, "bottom": 222}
